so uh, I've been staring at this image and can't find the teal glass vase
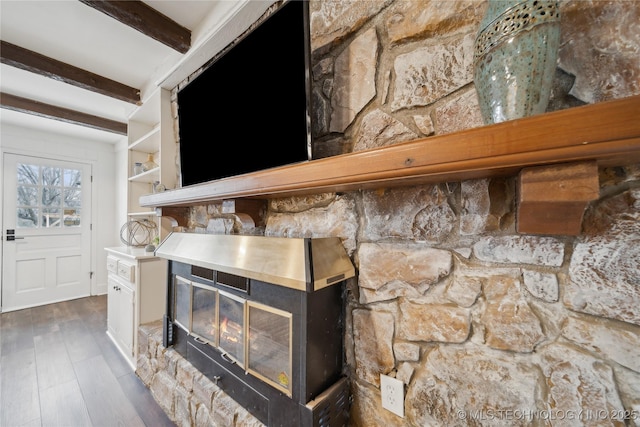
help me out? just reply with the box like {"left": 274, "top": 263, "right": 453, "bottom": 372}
{"left": 473, "top": 0, "right": 561, "bottom": 124}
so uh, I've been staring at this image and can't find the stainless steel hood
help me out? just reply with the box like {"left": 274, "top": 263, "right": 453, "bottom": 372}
{"left": 155, "top": 232, "right": 355, "bottom": 291}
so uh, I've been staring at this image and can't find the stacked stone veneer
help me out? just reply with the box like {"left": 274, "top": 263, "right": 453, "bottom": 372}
{"left": 146, "top": 1, "right": 640, "bottom": 426}
{"left": 137, "top": 321, "right": 265, "bottom": 426}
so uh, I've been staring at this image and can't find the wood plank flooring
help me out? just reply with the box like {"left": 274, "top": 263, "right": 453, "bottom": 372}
{"left": 0, "top": 295, "right": 174, "bottom": 427}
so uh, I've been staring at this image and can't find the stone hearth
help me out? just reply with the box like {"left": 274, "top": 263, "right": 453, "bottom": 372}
{"left": 137, "top": 322, "right": 264, "bottom": 427}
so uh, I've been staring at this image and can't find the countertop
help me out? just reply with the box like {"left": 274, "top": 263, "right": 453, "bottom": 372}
{"left": 105, "top": 245, "right": 160, "bottom": 261}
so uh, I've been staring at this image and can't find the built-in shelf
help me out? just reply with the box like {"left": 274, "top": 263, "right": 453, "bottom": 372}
{"left": 129, "top": 125, "right": 161, "bottom": 152}
{"left": 127, "top": 211, "right": 158, "bottom": 217}
{"left": 127, "top": 87, "right": 176, "bottom": 241}
{"left": 128, "top": 167, "right": 160, "bottom": 183}
{"left": 141, "top": 95, "right": 640, "bottom": 209}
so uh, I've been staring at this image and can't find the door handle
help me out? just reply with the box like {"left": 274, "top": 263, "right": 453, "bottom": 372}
{"left": 220, "top": 352, "right": 236, "bottom": 365}
{"left": 5, "top": 230, "right": 24, "bottom": 241}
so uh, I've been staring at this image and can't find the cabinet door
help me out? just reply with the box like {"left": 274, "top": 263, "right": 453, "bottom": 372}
{"left": 107, "top": 274, "right": 135, "bottom": 359}
{"left": 107, "top": 276, "right": 119, "bottom": 338}
{"left": 118, "top": 283, "right": 135, "bottom": 358}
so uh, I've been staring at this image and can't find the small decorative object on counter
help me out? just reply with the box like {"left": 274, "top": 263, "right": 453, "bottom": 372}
{"left": 141, "top": 153, "right": 158, "bottom": 172}
{"left": 144, "top": 234, "right": 160, "bottom": 252}
{"left": 120, "top": 219, "right": 157, "bottom": 247}
{"left": 473, "top": 0, "right": 561, "bottom": 124}
{"left": 152, "top": 181, "right": 166, "bottom": 193}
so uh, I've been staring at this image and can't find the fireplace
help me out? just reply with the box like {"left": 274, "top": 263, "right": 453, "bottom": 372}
{"left": 155, "top": 233, "right": 355, "bottom": 426}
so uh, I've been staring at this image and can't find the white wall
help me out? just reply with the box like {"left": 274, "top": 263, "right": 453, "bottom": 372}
{"left": 0, "top": 123, "right": 124, "bottom": 296}
{"left": 113, "top": 138, "right": 129, "bottom": 244}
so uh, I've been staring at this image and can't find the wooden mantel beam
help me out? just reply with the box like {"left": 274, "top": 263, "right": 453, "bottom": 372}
{"left": 79, "top": 0, "right": 191, "bottom": 54}
{"left": 140, "top": 95, "right": 640, "bottom": 211}
{"left": 0, "top": 41, "right": 140, "bottom": 105}
{"left": 0, "top": 92, "right": 127, "bottom": 135}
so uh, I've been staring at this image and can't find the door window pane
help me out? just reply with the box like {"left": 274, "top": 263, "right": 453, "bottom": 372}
{"left": 16, "top": 162, "right": 83, "bottom": 229}
{"left": 42, "top": 186, "right": 61, "bottom": 206}
{"left": 19, "top": 186, "right": 38, "bottom": 206}
{"left": 63, "top": 209, "right": 81, "bottom": 227}
{"left": 42, "top": 209, "right": 61, "bottom": 227}
{"left": 64, "top": 168, "right": 82, "bottom": 187}
{"left": 17, "top": 164, "right": 39, "bottom": 184}
{"left": 42, "top": 166, "right": 61, "bottom": 186}
{"left": 64, "top": 189, "right": 82, "bottom": 207}
{"left": 17, "top": 207, "right": 38, "bottom": 228}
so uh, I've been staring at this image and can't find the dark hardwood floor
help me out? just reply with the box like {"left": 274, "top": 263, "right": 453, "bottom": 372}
{"left": 0, "top": 295, "right": 175, "bottom": 427}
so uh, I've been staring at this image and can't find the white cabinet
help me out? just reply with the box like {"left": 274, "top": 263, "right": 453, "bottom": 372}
{"left": 105, "top": 247, "right": 167, "bottom": 369}
{"left": 127, "top": 87, "right": 176, "bottom": 243}
{"left": 107, "top": 274, "right": 134, "bottom": 358}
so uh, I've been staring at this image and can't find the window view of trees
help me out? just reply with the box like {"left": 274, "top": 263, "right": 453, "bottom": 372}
{"left": 16, "top": 162, "right": 82, "bottom": 228}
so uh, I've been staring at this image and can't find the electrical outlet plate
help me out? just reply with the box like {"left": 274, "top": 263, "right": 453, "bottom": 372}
{"left": 380, "top": 374, "right": 404, "bottom": 417}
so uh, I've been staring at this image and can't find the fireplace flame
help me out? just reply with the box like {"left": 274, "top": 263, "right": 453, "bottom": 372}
{"left": 220, "top": 316, "right": 241, "bottom": 344}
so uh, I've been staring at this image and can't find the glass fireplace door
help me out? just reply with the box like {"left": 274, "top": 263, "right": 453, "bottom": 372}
{"left": 217, "top": 290, "right": 245, "bottom": 365}
{"left": 191, "top": 283, "right": 217, "bottom": 344}
{"left": 174, "top": 276, "right": 191, "bottom": 332}
{"left": 247, "top": 302, "right": 293, "bottom": 396}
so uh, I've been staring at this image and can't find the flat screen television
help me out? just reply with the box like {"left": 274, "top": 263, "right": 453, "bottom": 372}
{"left": 177, "top": 0, "right": 312, "bottom": 187}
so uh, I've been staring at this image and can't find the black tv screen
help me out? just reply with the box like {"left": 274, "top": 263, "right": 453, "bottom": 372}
{"left": 177, "top": 0, "right": 312, "bottom": 187}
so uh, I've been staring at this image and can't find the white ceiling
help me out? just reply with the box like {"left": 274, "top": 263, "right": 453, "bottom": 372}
{"left": 0, "top": 0, "right": 275, "bottom": 144}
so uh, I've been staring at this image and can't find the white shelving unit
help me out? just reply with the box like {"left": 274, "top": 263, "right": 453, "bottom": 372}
{"left": 104, "top": 88, "right": 175, "bottom": 369}
{"left": 105, "top": 247, "right": 167, "bottom": 370}
{"left": 126, "top": 87, "right": 177, "bottom": 242}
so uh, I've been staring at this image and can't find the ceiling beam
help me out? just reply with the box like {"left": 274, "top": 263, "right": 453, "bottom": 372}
{"left": 79, "top": 0, "right": 191, "bottom": 54}
{"left": 1, "top": 92, "right": 128, "bottom": 135}
{"left": 0, "top": 41, "right": 140, "bottom": 104}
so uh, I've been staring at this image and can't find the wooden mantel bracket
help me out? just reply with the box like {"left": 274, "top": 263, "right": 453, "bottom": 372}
{"left": 222, "top": 199, "right": 267, "bottom": 228}
{"left": 155, "top": 207, "right": 190, "bottom": 228}
{"left": 517, "top": 161, "right": 600, "bottom": 235}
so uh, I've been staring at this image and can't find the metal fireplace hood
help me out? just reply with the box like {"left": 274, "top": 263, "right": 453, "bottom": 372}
{"left": 155, "top": 232, "right": 355, "bottom": 291}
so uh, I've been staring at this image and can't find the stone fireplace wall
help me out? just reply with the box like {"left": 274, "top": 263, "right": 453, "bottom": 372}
{"left": 143, "top": 1, "right": 640, "bottom": 426}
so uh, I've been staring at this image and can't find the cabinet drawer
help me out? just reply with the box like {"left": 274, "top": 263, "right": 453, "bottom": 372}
{"left": 106, "top": 256, "right": 119, "bottom": 273}
{"left": 117, "top": 261, "right": 136, "bottom": 282}
{"left": 108, "top": 272, "right": 134, "bottom": 292}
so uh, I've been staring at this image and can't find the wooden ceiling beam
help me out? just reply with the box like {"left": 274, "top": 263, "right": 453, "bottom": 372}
{"left": 1, "top": 92, "right": 127, "bottom": 135}
{"left": 0, "top": 41, "right": 140, "bottom": 104}
{"left": 79, "top": 0, "right": 191, "bottom": 54}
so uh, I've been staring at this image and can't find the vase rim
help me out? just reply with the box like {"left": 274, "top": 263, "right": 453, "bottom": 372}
{"left": 478, "top": 0, "right": 559, "bottom": 33}
{"left": 474, "top": 0, "right": 560, "bottom": 61}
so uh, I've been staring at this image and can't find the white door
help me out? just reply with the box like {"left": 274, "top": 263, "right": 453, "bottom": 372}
{"left": 2, "top": 153, "right": 92, "bottom": 312}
